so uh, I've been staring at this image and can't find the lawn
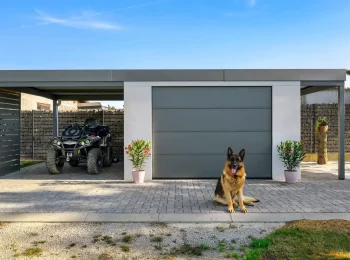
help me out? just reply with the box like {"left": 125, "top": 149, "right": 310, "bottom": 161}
{"left": 20, "top": 160, "right": 43, "bottom": 168}
{"left": 245, "top": 220, "right": 350, "bottom": 260}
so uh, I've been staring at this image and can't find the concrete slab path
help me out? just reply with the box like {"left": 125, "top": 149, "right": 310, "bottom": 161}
{"left": 0, "top": 161, "right": 349, "bottom": 223}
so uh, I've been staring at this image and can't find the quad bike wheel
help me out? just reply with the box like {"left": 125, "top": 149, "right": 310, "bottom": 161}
{"left": 46, "top": 146, "right": 64, "bottom": 174}
{"left": 87, "top": 148, "right": 103, "bottom": 175}
{"left": 68, "top": 159, "right": 79, "bottom": 167}
{"left": 103, "top": 145, "right": 113, "bottom": 167}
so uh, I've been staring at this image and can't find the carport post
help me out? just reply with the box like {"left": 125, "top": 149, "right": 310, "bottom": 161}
{"left": 53, "top": 99, "right": 58, "bottom": 137}
{"left": 338, "top": 84, "right": 345, "bottom": 180}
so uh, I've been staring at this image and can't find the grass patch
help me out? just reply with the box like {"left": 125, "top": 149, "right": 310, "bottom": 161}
{"left": 22, "top": 247, "right": 43, "bottom": 257}
{"left": 150, "top": 236, "right": 163, "bottom": 243}
{"left": 216, "top": 226, "right": 226, "bottom": 232}
{"left": 154, "top": 244, "right": 163, "bottom": 251}
{"left": 169, "top": 243, "right": 210, "bottom": 256}
{"left": 226, "top": 252, "right": 239, "bottom": 259}
{"left": 244, "top": 220, "right": 350, "bottom": 260}
{"left": 66, "top": 243, "right": 76, "bottom": 249}
{"left": 33, "top": 240, "right": 46, "bottom": 246}
{"left": 20, "top": 160, "right": 43, "bottom": 168}
{"left": 122, "top": 235, "right": 133, "bottom": 243}
{"left": 150, "top": 222, "right": 168, "bottom": 228}
{"left": 102, "top": 236, "right": 114, "bottom": 245}
{"left": 166, "top": 233, "right": 172, "bottom": 236}
{"left": 121, "top": 245, "right": 131, "bottom": 252}
{"left": 231, "top": 239, "right": 236, "bottom": 244}
{"left": 121, "top": 232, "right": 127, "bottom": 235}
{"left": 229, "top": 224, "right": 237, "bottom": 229}
{"left": 29, "top": 232, "right": 38, "bottom": 236}
{"left": 98, "top": 253, "right": 113, "bottom": 260}
{"left": 199, "top": 243, "right": 210, "bottom": 250}
{"left": 218, "top": 239, "right": 227, "bottom": 252}
{"left": 93, "top": 234, "right": 101, "bottom": 243}
{"left": 0, "top": 222, "right": 9, "bottom": 227}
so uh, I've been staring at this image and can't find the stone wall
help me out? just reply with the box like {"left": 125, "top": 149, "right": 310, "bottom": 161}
{"left": 301, "top": 104, "right": 350, "bottom": 153}
{"left": 21, "top": 110, "right": 124, "bottom": 161}
{"left": 19, "top": 104, "right": 350, "bottom": 161}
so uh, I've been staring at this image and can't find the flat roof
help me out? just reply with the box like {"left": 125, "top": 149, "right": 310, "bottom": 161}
{"left": 0, "top": 69, "right": 346, "bottom": 100}
{"left": 0, "top": 69, "right": 346, "bottom": 82}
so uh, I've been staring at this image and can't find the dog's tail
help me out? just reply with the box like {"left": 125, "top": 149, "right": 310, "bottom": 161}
{"left": 243, "top": 195, "right": 260, "bottom": 203}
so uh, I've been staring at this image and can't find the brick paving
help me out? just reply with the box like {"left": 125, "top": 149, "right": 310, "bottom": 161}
{"left": 0, "top": 162, "right": 349, "bottom": 214}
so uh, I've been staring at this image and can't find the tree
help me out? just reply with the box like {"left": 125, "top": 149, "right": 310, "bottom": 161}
{"left": 107, "top": 105, "right": 116, "bottom": 111}
{"left": 315, "top": 116, "right": 328, "bottom": 165}
{"left": 346, "top": 70, "right": 350, "bottom": 75}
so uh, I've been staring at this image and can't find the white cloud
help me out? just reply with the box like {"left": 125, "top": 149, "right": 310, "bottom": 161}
{"left": 34, "top": 10, "right": 122, "bottom": 31}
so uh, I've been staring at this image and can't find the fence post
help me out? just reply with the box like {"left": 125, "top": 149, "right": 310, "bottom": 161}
{"left": 102, "top": 109, "right": 105, "bottom": 125}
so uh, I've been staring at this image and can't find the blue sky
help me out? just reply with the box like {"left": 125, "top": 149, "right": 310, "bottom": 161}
{"left": 0, "top": 0, "right": 349, "bottom": 107}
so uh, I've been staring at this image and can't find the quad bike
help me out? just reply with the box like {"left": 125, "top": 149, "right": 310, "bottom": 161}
{"left": 46, "top": 118, "right": 113, "bottom": 175}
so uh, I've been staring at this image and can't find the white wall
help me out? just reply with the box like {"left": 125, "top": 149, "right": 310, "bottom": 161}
{"left": 124, "top": 83, "right": 152, "bottom": 181}
{"left": 272, "top": 84, "right": 301, "bottom": 180}
{"left": 124, "top": 81, "right": 301, "bottom": 181}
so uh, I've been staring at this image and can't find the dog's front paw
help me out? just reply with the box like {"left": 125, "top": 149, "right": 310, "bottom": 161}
{"left": 228, "top": 207, "right": 235, "bottom": 213}
{"left": 241, "top": 207, "right": 248, "bottom": 213}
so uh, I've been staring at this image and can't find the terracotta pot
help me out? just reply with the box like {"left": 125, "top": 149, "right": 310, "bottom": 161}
{"left": 284, "top": 170, "right": 298, "bottom": 184}
{"left": 132, "top": 170, "right": 145, "bottom": 184}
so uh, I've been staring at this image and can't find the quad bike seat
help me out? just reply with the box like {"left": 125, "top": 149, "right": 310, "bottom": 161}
{"left": 85, "top": 118, "right": 99, "bottom": 126}
{"left": 84, "top": 118, "right": 110, "bottom": 138}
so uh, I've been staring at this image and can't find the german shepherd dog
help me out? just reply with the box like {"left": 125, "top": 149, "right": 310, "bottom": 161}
{"left": 214, "top": 147, "right": 259, "bottom": 213}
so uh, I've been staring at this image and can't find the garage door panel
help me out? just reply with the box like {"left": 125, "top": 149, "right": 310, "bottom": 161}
{"left": 0, "top": 89, "right": 20, "bottom": 176}
{"left": 153, "top": 132, "right": 271, "bottom": 155}
{"left": 153, "top": 155, "right": 272, "bottom": 179}
{"left": 153, "top": 87, "right": 271, "bottom": 109}
{"left": 153, "top": 109, "right": 271, "bottom": 132}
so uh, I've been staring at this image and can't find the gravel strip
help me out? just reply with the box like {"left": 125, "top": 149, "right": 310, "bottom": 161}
{"left": 0, "top": 222, "right": 284, "bottom": 259}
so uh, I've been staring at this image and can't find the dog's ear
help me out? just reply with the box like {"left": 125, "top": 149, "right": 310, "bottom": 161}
{"left": 227, "top": 147, "right": 233, "bottom": 159}
{"left": 239, "top": 149, "right": 245, "bottom": 161}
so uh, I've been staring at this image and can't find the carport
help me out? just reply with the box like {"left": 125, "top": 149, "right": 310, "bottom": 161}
{"left": 0, "top": 69, "right": 347, "bottom": 181}
{"left": 300, "top": 80, "right": 346, "bottom": 180}
{"left": 0, "top": 70, "right": 124, "bottom": 175}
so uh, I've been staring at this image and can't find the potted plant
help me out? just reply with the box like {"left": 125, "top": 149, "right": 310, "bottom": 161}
{"left": 125, "top": 139, "right": 151, "bottom": 184}
{"left": 277, "top": 140, "right": 306, "bottom": 183}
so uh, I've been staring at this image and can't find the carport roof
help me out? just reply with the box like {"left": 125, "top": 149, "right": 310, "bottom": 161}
{"left": 0, "top": 69, "right": 346, "bottom": 100}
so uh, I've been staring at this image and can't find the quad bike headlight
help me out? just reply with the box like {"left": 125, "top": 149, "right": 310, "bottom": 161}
{"left": 53, "top": 139, "right": 61, "bottom": 146}
{"left": 85, "top": 139, "right": 90, "bottom": 145}
{"left": 79, "top": 141, "right": 85, "bottom": 146}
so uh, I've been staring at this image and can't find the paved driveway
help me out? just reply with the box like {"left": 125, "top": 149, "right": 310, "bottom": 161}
{"left": 0, "top": 162, "right": 349, "bottom": 214}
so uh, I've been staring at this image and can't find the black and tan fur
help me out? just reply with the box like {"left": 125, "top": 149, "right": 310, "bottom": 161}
{"left": 214, "top": 147, "right": 259, "bottom": 213}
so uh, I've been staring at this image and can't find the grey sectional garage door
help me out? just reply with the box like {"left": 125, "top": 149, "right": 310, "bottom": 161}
{"left": 152, "top": 86, "right": 272, "bottom": 179}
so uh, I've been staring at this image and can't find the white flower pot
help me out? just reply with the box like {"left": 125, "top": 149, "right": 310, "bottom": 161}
{"left": 132, "top": 170, "right": 145, "bottom": 184}
{"left": 284, "top": 170, "right": 298, "bottom": 183}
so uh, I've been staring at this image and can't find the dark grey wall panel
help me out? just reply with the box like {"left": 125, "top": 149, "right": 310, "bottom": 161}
{"left": 153, "top": 132, "right": 271, "bottom": 155}
{"left": 0, "top": 70, "right": 112, "bottom": 82}
{"left": 153, "top": 155, "right": 272, "bottom": 179}
{"left": 0, "top": 89, "right": 20, "bottom": 175}
{"left": 224, "top": 69, "right": 345, "bottom": 81}
{"left": 153, "top": 109, "right": 271, "bottom": 132}
{"left": 152, "top": 86, "right": 272, "bottom": 179}
{"left": 113, "top": 70, "right": 224, "bottom": 82}
{"left": 153, "top": 87, "right": 271, "bottom": 109}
